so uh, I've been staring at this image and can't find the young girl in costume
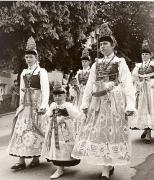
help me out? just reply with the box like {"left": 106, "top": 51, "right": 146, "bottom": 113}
{"left": 8, "top": 37, "right": 49, "bottom": 170}
{"left": 42, "top": 82, "right": 80, "bottom": 179}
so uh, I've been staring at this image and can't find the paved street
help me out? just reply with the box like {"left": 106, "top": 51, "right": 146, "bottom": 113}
{"left": 0, "top": 113, "right": 154, "bottom": 180}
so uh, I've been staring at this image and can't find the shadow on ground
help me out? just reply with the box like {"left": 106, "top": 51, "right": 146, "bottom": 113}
{"left": 131, "top": 153, "right": 154, "bottom": 180}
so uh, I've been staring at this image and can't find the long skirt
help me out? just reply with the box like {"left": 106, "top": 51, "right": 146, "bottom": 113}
{"left": 72, "top": 86, "right": 131, "bottom": 166}
{"left": 77, "top": 85, "right": 85, "bottom": 109}
{"left": 130, "top": 80, "right": 154, "bottom": 129}
{"left": 41, "top": 116, "right": 80, "bottom": 166}
{"left": 8, "top": 89, "right": 47, "bottom": 157}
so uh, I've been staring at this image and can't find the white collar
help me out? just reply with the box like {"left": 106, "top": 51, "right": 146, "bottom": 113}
{"left": 142, "top": 59, "right": 151, "bottom": 67}
{"left": 104, "top": 52, "right": 115, "bottom": 60}
{"left": 28, "top": 63, "right": 38, "bottom": 72}
{"left": 82, "top": 66, "right": 90, "bottom": 71}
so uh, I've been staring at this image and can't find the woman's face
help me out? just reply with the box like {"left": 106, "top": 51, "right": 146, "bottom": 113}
{"left": 82, "top": 60, "right": 90, "bottom": 69}
{"left": 100, "top": 41, "right": 114, "bottom": 56}
{"left": 25, "top": 54, "right": 37, "bottom": 67}
{"left": 71, "top": 78, "right": 77, "bottom": 86}
{"left": 53, "top": 94, "right": 65, "bottom": 105}
{"left": 141, "top": 53, "right": 151, "bottom": 62}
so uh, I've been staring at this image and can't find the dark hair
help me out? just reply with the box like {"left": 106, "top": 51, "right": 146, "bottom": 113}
{"left": 80, "top": 55, "right": 91, "bottom": 61}
{"left": 99, "top": 36, "right": 114, "bottom": 45}
{"left": 25, "top": 50, "right": 37, "bottom": 56}
{"left": 141, "top": 48, "right": 151, "bottom": 54}
{"left": 53, "top": 90, "right": 65, "bottom": 95}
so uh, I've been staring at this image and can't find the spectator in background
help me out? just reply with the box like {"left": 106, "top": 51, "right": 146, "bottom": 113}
{"left": 49, "top": 81, "right": 54, "bottom": 104}
{"left": 10, "top": 80, "right": 20, "bottom": 109}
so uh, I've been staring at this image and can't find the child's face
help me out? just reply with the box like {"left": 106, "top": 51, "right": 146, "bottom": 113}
{"left": 71, "top": 79, "right": 77, "bottom": 85}
{"left": 53, "top": 94, "right": 65, "bottom": 105}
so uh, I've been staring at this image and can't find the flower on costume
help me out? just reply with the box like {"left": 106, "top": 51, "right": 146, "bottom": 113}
{"left": 22, "top": 131, "right": 36, "bottom": 147}
{"left": 119, "top": 142, "right": 128, "bottom": 158}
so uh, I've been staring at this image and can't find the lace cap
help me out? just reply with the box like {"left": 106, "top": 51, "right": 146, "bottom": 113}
{"left": 25, "top": 36, "right": 38, "bottom": 55}
{"left": 81, "top": 48, "right": 91, "bottom": 61}
{"left": 98, "top": 23, "right": 117, "bottom": 46}
{"left": 141, "top": 39, "right": 151, "bottom": 54}
{"left": 53, "top": 81, "right": 66, "bottom": 94}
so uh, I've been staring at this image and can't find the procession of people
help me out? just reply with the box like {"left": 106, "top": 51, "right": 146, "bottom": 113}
{"left": 7, "top": 23, "right": 154, "bottom": 180}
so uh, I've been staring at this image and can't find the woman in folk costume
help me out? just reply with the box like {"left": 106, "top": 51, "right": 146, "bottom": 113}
{"left": 41, "top": 82, "right": 80, "bottom": 179}
{"left": 131, "top": 39, "right": 154, "bottom": 143}
{"left": 8, "top": 37, "right": 49, "bottom": 170}
{"left": 69, "top": 76, "right": 80, "bottom": 107}
{"left": 74, "top": 48, "right": 91, "bottom": 109}
{"left": 72, "top": 23, "right": 135, "bottom": 179}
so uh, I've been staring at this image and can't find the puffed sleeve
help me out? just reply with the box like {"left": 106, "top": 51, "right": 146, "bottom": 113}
{"left": 118, "top": 58, "right": 136, "bottom": 112}
{"left": 19, "top": 70, "right": 26, "bottom": 105}
{"left": 80, "top": 63, "right": 96, "bottom": 110}
{"left": 75, "top": 70, "right": 80, "bottom": 85}
{"left": 65, "top": 102, "right": 81, "bottom": 120}
{"left": 46, "top": 102, "right": 56, "bottom": 117}
{"left": 132, "top": 63, "right": 141, "bottom": 83}
{"left": 40, "top": 68, "right": 50, "bottom": 109}
{"left": 132, "top": 63, "right": 141, "bottom": 93}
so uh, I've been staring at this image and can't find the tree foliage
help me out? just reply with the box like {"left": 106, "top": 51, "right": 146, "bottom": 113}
{"left": 92, "top": 1, "right": 154, "bottom": 65}
{"left": 0, "top": 1, "right": 154, "bottom": 74}
{"left": 0, "top": 1, "right": 95, "bottom": 74}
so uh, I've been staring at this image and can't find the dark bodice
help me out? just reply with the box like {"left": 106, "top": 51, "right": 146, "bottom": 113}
{"left": 53, "top": 108, "right": 69, "bottom": 117}
{"left": 138, "top": 65, "right": 154, "bottom": 75}
{"left": 78, "top": 70, "right": 90, "bottom": 85}
{"left": 23, "top": 73, "right": 41, "bottom": 89}
{"left": 96, "top": 61, "right": 119, "bottom": 82}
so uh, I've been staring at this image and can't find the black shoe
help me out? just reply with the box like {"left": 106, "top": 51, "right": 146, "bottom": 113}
{"left": 28, "top": 160, "right": 40, "bottom": 168}
{"left": 144, "top": 135, "right": 152, "bottom": 144}
{"left": 109, "top": 167, "right": 114, "bottom": 176}
{"left": 11, "top": 163, "right": 26, "bottom": 170}
{"left": 99, "top": 176, "right": 109, "bottom": 180}
{"left": 141, "top": 130, "right": 147, "bottom": 139}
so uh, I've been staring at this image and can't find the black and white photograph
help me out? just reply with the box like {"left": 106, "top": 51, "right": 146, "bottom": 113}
{"left": 0, "top": 1, "right": 154, "bottom": 180}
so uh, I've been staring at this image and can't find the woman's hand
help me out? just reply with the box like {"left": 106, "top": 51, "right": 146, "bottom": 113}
{"left": 38, "top": 108, "right": 46, "bottom": 115}
{"left": 125, "top": 111, "right": 134, "bottom": 116}
{"left": 82, "top": 108, "right": 88, "bottom": 115}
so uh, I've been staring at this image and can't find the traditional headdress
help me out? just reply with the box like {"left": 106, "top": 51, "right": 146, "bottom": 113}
{"left": 80, "top": 48, "right": 91, "bottom": 61}
{"left": 141, "top": 39, "right": 151, "bottom": 54}
{"left": 25, "top": 36, "right": 38, "bottom": 55}
{"left": 98, "top": 23, "right": 117, "bottom": 46}
{"left": 53, "top": 81, "right": 66, "bottom": 95}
